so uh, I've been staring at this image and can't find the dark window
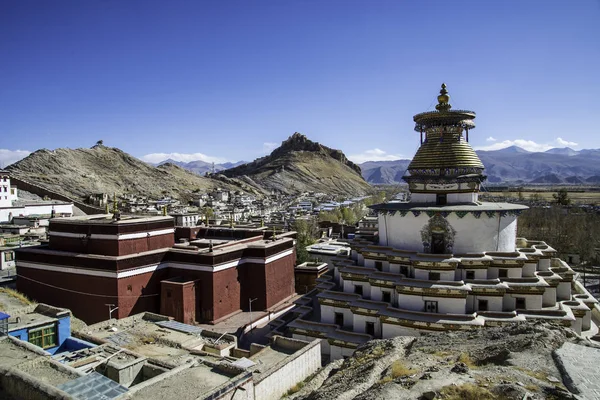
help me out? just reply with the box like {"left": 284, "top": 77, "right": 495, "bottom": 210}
{"left": 166, "top": 290, "right": 172, "bottom": 298}
{"left": 431, "top": 233, "right": 445, "bottom": 254}
{"left": 400, "top": 266, "right": 409, "bottom": 276}
{"left": 365, "top": 322, "right": 375, "bottom": 336}
{"left": 429, "top": 272, "right": 441, "bottom": 281}
{"left": 374, "top": 261, "right": 382, "bottom": 271}
{"left": 382, "top": 291, "right": 391, "bottom": 303}
{"left": 436, "top": 194, "right": 447, "bottom": 206}
{"left": 498, "top": 269, "right": 508, "bottom": 278}
{"left": 466, "top": 271, "right": 475, "bottom": 280}
{"left": 515, "top": 298, "right": 526, "bottom": 309}
{"left": 127, "top": 285, "right": 132, "bottom": 292}
{"left": 424, "top": 301, "right": 438, "bottom": 313}
{"left": 334, "top": 312, "right": 344, "bottom": 327}
{"left": 29, "top": 325, "right": 56, "bottom": 349}
{"left": 354, "top": 285, "right": 363, "bottom": 295}
{"left": 478, "top": 300, "right": 488, "bottom": 311}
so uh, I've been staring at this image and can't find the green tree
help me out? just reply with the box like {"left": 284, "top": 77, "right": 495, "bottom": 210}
{"left": 293, "top": 219, "right": 319, "bottom": 265}
{"left": 553, "top": 189, "right": 571, "bottom": 206}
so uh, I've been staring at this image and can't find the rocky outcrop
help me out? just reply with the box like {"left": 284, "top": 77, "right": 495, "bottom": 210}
{"left": 290, "top": 322, "right": 589, "bottom": 400}
{"left": 221, "top": 133, "right": 371, "bottom": 196}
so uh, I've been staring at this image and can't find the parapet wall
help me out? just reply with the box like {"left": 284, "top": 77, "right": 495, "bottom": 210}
{"left": 253, "top": 337, "right": 321, "bottom": 400}
{"left": 10, "top": 176, "right": 103, "bottom": 215}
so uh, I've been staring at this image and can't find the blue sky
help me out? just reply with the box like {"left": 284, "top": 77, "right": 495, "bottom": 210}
{"left": 1, "top": 1, "right": 599, "bottom": 166}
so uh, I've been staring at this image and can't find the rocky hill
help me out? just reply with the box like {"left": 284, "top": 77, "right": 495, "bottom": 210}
{"left": 359, "top": 147, "right": 600, "bottom": 185}
{"left": 6, "top": 144, "right": 246, "bottom": 201}
{"left": 290, "top": 321, "right": 590, "bottom": 400}
{"left": 221, "top": 133, "right": 371, "bottom": 195}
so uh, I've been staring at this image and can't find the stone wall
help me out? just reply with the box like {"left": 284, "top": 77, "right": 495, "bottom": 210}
{"left": 253, "top": 337, "right": 321, "bottom": 400}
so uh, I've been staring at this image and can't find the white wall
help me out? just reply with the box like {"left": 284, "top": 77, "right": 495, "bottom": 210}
{"left": 329, "top": 344, "right": 355, "bottom": 361}
{"left": 381, "top": 323, "right": 419, "bottom": 338}
{"left": 1, "top": 204, "right": 73, "bottom": 223}
{"left": 466, "top": 295, "right": 503, "bottom": 313}
{"left": 503, "top": 293, "right": 543, "bottom": 310}
{"left": 0, "top": 249, "right": 16, "bottom": 270}
{"left": 522, "top": 262, "right": 537, "bottom": 277}
{"left": 542, "top": 287, "right": 557, "bottom": 307}
{"left": 321, "top": 305, "right": 354, "bottom": 329}
{"left": 410, "top": 192, "right": 477, "bottom": 204}
{"left": 487, "top": 266, "right": 522, "bottom": 279}
{"left": 353, "top": 314, "right": 381, "bottom": 338}
{"left": 414, "top": 269, "right": 455, "bottom": 280}
{"left": 557, "top": 282, "right": 571, "bottom": 301}
{"left": 380, "top": 213, "right": 518, "bottom": 254}
{"left": 253, "top": 339, "right": 321, "bottom": 400}
{"left": 538, "top": 258, "right": 551, "bottom": 271}
{"left": 397, "top": 294, "right": 466, "bottom": 313}
{"left": 342, "top": 281, "right": 371, "bottom": 299}
{"left": 456, "top": 268, "right": 487, "bottom": 280}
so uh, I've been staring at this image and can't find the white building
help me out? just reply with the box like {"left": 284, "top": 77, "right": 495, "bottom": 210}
{"left": 0, "top": 170, "right": 74, "bottom": 223}
{"left": 0, "top": 170, "right": 16, "bottom": 208}
{"left": 286, "top": 85, "right": 598, "bottom": 360}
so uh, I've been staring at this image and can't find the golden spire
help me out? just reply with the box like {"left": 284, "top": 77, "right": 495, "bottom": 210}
{"left": 435, "top": 83, "right": 452, "bottom": 112}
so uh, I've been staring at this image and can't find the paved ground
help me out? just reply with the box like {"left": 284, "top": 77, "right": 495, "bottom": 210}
{"left": 554, "top": 341, "right": 600, "bottom": 399}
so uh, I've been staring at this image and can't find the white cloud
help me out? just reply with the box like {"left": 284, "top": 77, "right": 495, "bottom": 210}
{"left": 140, "top": 152, "right": 228, "bottom": 164}
{"left": 556, "top": 137, "right": 578, "bottom": 147}
{"left": 475, "top": 138, "right": 579, "bottom": 152}
{"left": 0, "top": 149, "right": 31, "bottom": 167}
{"left": 486, "top": 136, "right": 497, "bottom": 142}
{"left": 348, "top": 148, "right": 406, "bottom": 164}
{"left": 262, "top": 142, "right": 278, "bottom": 153}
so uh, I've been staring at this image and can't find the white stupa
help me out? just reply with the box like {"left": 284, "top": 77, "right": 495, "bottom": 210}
{"left": 287, "top": 85, "right": 597, "bottom": 361}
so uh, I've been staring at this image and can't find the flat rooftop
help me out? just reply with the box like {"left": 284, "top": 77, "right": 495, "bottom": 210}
{"left": 0, "top": 288, "right": 35, "bottom": 313}
{"left": 83, "top": 314, "right": 236, "bottom": 366}
{"left": 50, "top": 214, "right": 173, "bottom": 225}
{"left": 130, "top": 363, "right": 232, "bottom": 400}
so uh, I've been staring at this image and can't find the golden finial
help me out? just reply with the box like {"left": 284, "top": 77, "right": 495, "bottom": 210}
{"left": 435, "top": 83, "right": 451, "bottom": 111}
{"left": 105, "top": 201, "right": 109, "bottom": 214}
{"left": 162, "top": 205, "right": 167, "bottom": 216}
{"left": 230, "top": 212, "right": 234, "bottom": 228}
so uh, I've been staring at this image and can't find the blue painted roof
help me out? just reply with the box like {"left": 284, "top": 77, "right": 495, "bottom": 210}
{"left": 0, "top": 312, "right": 9, "bottom": 321}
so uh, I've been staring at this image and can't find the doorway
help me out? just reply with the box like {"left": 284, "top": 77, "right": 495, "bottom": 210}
{"left": 431, "top": 233, "right": 446, "bottom": 254}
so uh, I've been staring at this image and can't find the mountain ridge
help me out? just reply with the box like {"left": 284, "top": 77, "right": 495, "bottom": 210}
{"left": 6, "top": 144, "right": 250, "bottom": 201}
{"left": 359, "top": 146, "right": 600, "bottom": 184}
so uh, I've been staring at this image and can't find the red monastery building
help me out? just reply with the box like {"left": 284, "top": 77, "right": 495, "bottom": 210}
{"left": 16, "top": 214, "right": 296, "bottom": 324}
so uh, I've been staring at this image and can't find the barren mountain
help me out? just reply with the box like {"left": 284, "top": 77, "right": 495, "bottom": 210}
{"left": 221, "top": 133, "right": 371, "bottom": 195}
{"left": 6, "top": 144, "right": 246, "bottom": 201}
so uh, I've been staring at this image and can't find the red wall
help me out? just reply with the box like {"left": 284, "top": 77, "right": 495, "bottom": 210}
{"left": 17, "top": 269, "right": 118, "bottom": 324}
{"left": 160, "top": 279, "right": 197, "bottom": 324}
{"left": 265, "top": 249, "right": 297, "bottom": 308}
{"left": 49, "top": 234, "right": 174, "bottom": 256}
